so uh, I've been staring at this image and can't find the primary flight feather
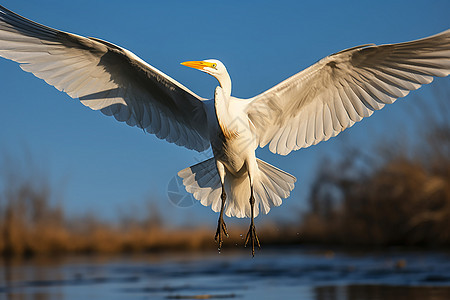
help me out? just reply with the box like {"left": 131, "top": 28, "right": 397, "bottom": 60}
{"left": 0, "top": 5, "right": 449, "bottom": 256}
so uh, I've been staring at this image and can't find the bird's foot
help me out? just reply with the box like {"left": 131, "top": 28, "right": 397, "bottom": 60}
{"left": 214, "top": 216, "right": 229, "bottom": 250}
{"left": 244, "top": 222, "right": 260, "bottom": 257}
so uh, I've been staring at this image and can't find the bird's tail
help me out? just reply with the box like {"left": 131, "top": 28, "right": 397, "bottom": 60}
{"left": 178, "top": 158, "right": 296, "bottom": 218}
{"left": 177, "top": 158, "right": 223, "bottom": 212}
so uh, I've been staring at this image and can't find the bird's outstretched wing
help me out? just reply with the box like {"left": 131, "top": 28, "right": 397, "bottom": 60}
{"left": 0, "top": 5, "right": 210, "bottom": 151}
{"left": 246, "top": 30, "right": 450, "bottom": 155}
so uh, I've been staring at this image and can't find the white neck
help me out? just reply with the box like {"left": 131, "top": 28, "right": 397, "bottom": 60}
{"left": 216, "top": 72, "right": 232, "bottom": 99}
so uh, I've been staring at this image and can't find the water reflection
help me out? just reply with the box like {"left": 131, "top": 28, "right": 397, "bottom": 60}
{"left": 1, "top": 248, "right": 450, "bottom": 300}
{"left": 315, "top": 285, "right": 450, "bottom": 300}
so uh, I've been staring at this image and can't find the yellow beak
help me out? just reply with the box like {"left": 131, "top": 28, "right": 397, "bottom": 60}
{"left": 180, "top": 60, "right": 215, "bottom": 70}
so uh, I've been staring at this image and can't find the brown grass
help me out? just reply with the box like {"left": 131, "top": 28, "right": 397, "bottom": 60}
{"left": 0, "top": 179, "right": 217, "bottom": 257}
{"left": 0, "top": 172, "right": 301, "bottom": 257}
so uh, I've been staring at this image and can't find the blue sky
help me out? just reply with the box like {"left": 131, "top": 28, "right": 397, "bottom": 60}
{"left": 0, "top": 0, "right": 449, "bottom": 226}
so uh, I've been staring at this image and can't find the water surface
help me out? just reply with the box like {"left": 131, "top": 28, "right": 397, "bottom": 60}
{"left": 1, "top": 247, "right": 450, "bottom": 299}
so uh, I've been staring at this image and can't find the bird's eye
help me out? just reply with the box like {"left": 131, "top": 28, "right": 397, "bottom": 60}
{"left": 212, "top": 63, "right": 217, "bottom": 69}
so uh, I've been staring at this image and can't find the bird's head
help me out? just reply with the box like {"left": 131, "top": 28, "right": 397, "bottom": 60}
{"left": 181, "top": 59, "right": 226, "bottom": 77}
{"left": 181, "top": 59, "right": 231, "bottom": 95}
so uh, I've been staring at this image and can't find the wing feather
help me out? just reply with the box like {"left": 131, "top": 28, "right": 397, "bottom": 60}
{"left": 247, "top": 29, "right": 450, "bottom": 155}
{"left": 286, "top": 118, "right": 299, "bottom": 151}
{"left": 0, "top": 5, "right": 210, "bottom": 151}
{"left": 296, "top": 111, "right": 308, "bottom": 148}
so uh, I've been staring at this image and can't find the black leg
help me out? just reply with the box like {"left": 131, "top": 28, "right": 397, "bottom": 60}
{"left": 244, "top": 187, "right": 260, "bottom": 257}
{"left": 214, "top": 184, "right": 228, "bottom": 249}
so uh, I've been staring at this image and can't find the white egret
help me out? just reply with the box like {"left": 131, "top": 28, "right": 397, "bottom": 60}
{"left": 0, "top": 5, "right": 449, "bottom": 255}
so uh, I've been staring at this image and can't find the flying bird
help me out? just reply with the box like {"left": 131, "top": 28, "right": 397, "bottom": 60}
{"left": 0, "top": 5, "right": 449, "bottom": 256}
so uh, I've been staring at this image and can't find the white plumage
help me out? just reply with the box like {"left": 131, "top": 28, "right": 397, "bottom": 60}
{"left": 0, "top": 5, "right": 449, "bottom": 254}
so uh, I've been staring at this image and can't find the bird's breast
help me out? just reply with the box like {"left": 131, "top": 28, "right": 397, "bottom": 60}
{"left": 211, "top": 88, "right": 258, "bottom": 174}
{"left": 212, "top": 118, "right": 258, "bottom": 175}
